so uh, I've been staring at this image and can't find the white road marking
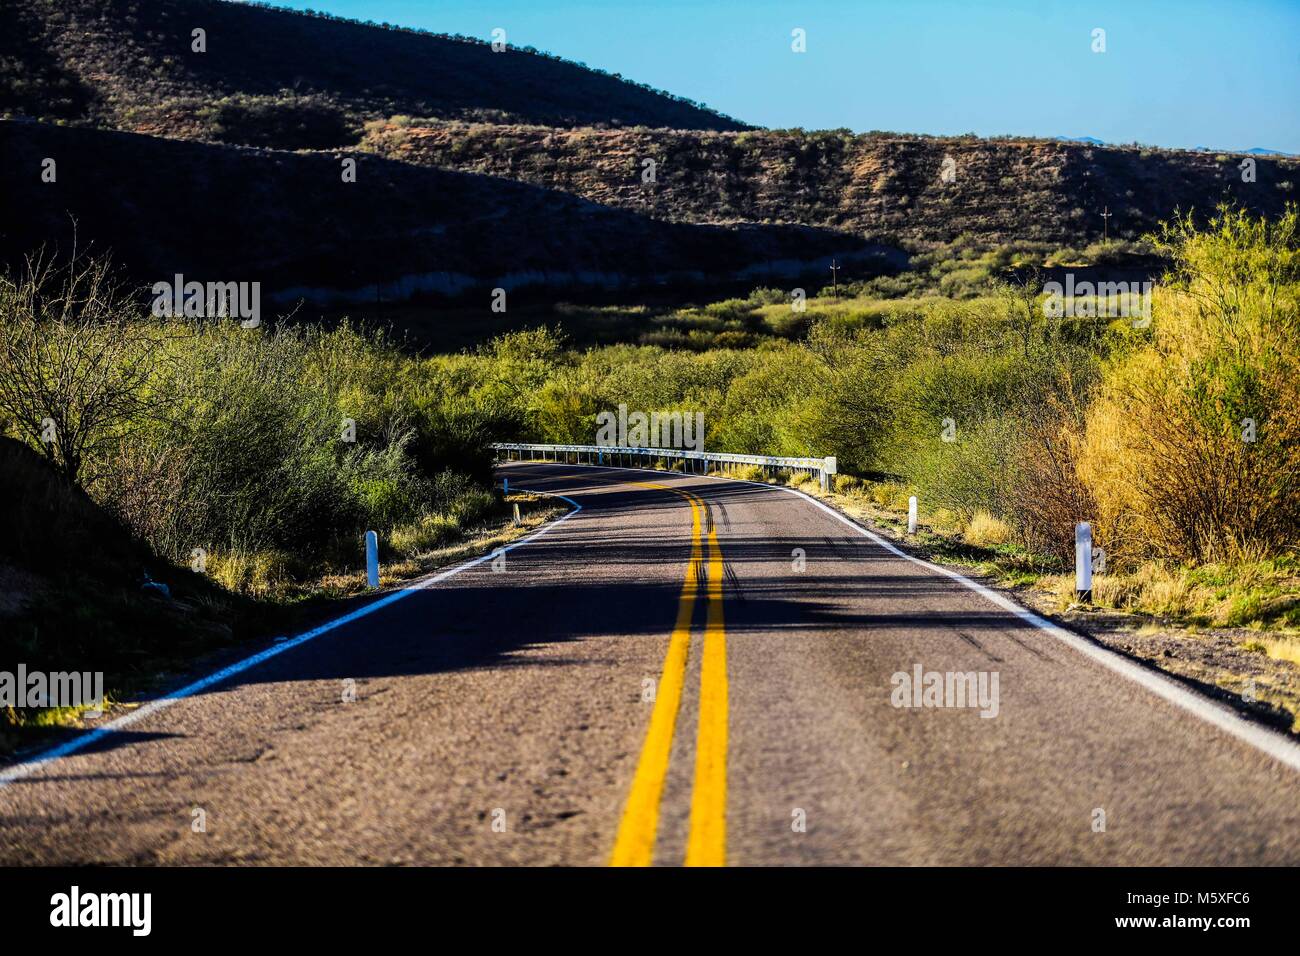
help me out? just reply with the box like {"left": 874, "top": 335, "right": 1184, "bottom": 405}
{"left": 0, "top": 493, "right": 581, "bottom": 788}
{"left": 513, "top": 460, "right": 1300, "bottom": 775}
{"left": 781, "top": 485, "right": 1300, "bottom": 774}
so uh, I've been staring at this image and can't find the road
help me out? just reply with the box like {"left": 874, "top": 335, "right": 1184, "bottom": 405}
{"left": 1, "top": 462, "right": 1297, "bottom": 865}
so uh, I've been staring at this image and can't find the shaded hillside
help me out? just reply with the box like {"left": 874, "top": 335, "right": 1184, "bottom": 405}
{"left": 365, "top": 122, "right": 1300, "bottom": 246}
{"left": 0, "top": 437, "right": 150, "bottom": 588}
{"left": 0, "top": 0, "right": 745, "bottom": 144}
{"left": 0, "top": 121, "right": 885, "bottom": 305}
{"left": 0, "top": 435, "right": 239, "bottom": 704}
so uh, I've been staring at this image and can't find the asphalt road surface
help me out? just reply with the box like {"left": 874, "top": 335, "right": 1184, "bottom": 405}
{"left": 1, "top": 462, "right": 1298, "bottom": 865}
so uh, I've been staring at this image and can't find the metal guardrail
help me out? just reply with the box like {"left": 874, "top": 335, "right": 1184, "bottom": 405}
{"left": 491, "top": 442, "right": 838, "bottom": 490}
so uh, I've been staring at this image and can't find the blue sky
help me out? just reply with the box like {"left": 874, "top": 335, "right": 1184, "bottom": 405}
{"left": 272, "top": 0, "right": 1300, "bottom": 152}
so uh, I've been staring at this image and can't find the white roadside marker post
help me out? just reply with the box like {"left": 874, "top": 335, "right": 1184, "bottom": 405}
{"left": 907, "top": 496, "right": 918, "bottom": 535}
{"left": 365, "top": 530, "right": 380, "bottom": 589}
{"left": 822, "top": 456, "right": 837, "bottom": 493}
{"left": 1075, "top": 522, "right": 1093, "bottom": 602}
{"left": 513, "top": 502, "right": 521, "bottom": 525}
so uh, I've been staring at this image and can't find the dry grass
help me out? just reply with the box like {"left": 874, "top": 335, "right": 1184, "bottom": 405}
{"left": 831, "top": 474, "right": 864, "bottom": 496}
{"left": 1258, "top": 636, "right": 1300, "bottom": 667}
{"left": 867, "top": 481, "right": 913, "bottom": 511}
{"left": 208, "top": 550, "right": 300, "bottom": 598}
{"left": 205, "top": 494, "right": 563, "bottom": 603}
{"left": 388, "top": 514, "right": 461, "bottom": 555}
{"left": 1042, "top": 557, "right": 1300, "bottom": 637}
{"left": 963, "top": 510, "right": 1014, "bottom": 548}
{"left": 818, "top": 470, "right": 1300, "bottom": 656}
{"left": 784, "top": 470, "right": 822, "bottom": 494}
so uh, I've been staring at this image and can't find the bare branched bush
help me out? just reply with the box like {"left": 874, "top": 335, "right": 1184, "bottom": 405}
{"left": 0, "top": 251, "right": 167, "bottom": 485}
{"left": 1006, "top": 387, "right": 1103, "bottom": 560}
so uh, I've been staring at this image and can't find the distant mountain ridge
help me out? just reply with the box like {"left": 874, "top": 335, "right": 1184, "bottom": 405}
{"left": 1064, "top": 137, "right": 1294, "bottom": 158}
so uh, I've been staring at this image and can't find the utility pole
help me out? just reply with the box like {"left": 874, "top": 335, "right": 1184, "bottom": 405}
{"left": 1100, "top": 205, "right": 1112, "bottom": 243}
{"left": 829, "top": 258, "right": 840, "bottom": 297}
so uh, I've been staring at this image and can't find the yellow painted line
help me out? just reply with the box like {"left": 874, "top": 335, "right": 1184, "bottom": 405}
{"left": 685, "top": 517, "right": 728, "bottom": 867}
{"left": 609, "top": 482, "right": 702, "bottom": 867}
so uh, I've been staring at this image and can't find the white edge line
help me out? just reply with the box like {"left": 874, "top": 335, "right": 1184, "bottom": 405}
{"left": 0, "top": 491, "right": 582, "bottom": 788}
{"left": 504, "top": 459, "right": 1300, "bottom": 774}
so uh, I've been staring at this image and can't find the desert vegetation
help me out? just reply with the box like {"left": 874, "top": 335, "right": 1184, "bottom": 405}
{"left": 0, "top": 257, "right": 519, "bottom": 583}
{"left": 2, "top": 210, "right": 1292, "bottom": 589}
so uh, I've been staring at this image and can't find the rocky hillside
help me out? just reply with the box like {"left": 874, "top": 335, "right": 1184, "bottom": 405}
{"left": 363, "top": 122, "right": 1300, "bottom": 247}
{"left": 1, "top": 121, "right": 882, "bottom": 304}
{"left": 0, "top": 0, "right": 744, "bottom": 143}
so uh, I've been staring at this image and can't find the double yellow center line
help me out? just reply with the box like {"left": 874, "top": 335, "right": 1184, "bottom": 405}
{"left": 610, "top": 482, "right": 728, "bottom": 867}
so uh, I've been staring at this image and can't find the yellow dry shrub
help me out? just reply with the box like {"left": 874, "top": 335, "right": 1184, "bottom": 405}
{"left": 1078, "top": 209, "right": 1300, "bottom": 567}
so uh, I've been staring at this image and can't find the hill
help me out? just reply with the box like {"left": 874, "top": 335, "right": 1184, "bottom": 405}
{"left": 0, "top": 0, "right": 745, "bottom": 143}
{"left": 363, "top": 122, "right": 1300, "bottom": 247}
{"left": 3, "top": 0, "right": 1297, "bottom": 296}
{"left": 0, "top": 121, "right": 884, "bottom": 305}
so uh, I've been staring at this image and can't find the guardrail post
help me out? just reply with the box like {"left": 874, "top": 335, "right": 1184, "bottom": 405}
{"left": 907, "top": 496, "right": 918, "bottom": 535}
{"left": 365, "top": 530, "right": 379, "bottom": 589}
{"left": 822, "top": 456, "right": 836, "bottom": 493}
{"left": 1075, "top": 522, "right": 1093, "bottom": 602}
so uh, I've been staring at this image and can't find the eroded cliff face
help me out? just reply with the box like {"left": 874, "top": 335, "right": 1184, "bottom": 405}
{"left": 2, "top": 121, "right": 891, "bottom": 307}
{"left": 366, "top": 122, "right": 1298, "bottom": 246}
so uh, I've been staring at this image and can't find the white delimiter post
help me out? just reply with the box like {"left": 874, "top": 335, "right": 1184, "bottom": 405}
{"left": 907, "top": 496, "right": 918, "bottom": 535}
{"left": 1075, "top": 522, "right": 1093, "bottom": 602}
{"left": 365, "top": 530, "right": 380, "bottom": 589}
{"left": 821, "top": 456, "right": 837, "bottom": 492}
